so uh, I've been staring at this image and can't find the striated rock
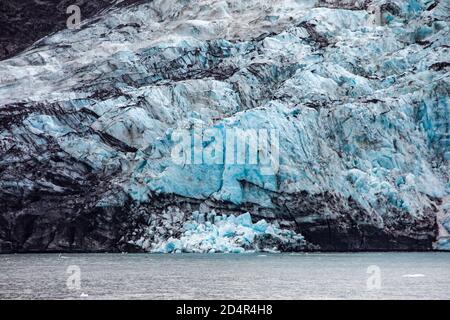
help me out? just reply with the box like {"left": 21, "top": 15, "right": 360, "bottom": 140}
{"left": 0, "top": 0, "right": 449, "bottom": 252}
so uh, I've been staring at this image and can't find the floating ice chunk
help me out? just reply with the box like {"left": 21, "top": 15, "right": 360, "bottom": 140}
{"left": 402, "top": 274, "right": 425, "bottom": 278}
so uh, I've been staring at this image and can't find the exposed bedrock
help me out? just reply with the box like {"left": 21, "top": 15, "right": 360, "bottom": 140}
{"left": 0, "top": 0, "right": 449, "bottom": 252}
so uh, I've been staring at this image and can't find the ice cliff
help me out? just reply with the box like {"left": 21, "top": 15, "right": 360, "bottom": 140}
{"left": 0, "top": 0, "right": 449, "bottom": 253}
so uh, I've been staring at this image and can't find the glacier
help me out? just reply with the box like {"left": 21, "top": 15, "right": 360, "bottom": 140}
{"left": 0, "top": 0, "right": 449, "bottom": 253}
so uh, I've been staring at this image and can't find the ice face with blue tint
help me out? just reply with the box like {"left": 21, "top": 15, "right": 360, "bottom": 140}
{"left": 148, "top": 211, "right": 306, "bottom": 253}
{"left": 436, "top": 238, "right": 450, "bottom": 251}
{"left": 0, "top": 0, "right": 449, "bottom": 251}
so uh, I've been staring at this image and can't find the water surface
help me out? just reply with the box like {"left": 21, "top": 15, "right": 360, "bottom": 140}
{"left": 1, "top": 252, "right": 449, "bottom": 299}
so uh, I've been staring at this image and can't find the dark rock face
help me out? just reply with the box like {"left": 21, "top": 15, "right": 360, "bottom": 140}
{"left": 0, "top": 102, "right": 137, "bottom": 252}
{"left": 0, "top": 0, "right": 145, "bottom": 60}
{"left": 277, "top": 193, "right": 438, "bottom": 251}
{"left": 0, "top": 0, "right": 448, "bottom": 253}
{"left": 2, "top": 192, "right": 132, "bottom": 253}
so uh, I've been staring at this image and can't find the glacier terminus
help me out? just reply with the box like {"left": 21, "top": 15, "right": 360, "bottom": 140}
{"left": 0, "top": 0, "right": 449, "bottom": 254}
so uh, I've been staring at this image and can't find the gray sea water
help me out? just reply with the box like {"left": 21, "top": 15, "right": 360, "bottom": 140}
{"left": 0, "top": 252, "right": 449, "bottom": 299}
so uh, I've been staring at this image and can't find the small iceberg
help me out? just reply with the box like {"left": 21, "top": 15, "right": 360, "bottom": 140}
{"left": 402, "top": 274, "right": 426, "bottom": 278}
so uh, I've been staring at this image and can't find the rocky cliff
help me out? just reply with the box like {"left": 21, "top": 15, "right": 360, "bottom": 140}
{"left": 0, "top": 0, "right": 449, "bottom": 253}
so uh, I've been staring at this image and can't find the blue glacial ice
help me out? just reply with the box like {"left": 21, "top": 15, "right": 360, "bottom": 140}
{"left": 137, "top": 211, "right": 308, "bottom": 253}
{"left": 0, "top": 0, "right": 449, "bottom": 252}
